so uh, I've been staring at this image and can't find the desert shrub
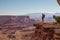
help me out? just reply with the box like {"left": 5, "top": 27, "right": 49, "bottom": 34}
{"left": 53, "top": 15, "right": 60, "bottom": 24}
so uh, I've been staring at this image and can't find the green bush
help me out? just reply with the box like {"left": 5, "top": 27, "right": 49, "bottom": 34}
{"left": 53, "top": 16, "right": 60, "bottom": 24}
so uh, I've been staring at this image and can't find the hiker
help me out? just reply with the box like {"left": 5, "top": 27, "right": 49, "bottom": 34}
{"left": 42, "top": 14, "right": 45, "bottom": 22}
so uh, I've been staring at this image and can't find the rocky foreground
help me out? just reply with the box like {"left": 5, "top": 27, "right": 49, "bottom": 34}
{"left": 0, "top": 27, "right": 35, "bottom": 40}
{"left": 0, "top": 22, "right": 60, "bottom": 40}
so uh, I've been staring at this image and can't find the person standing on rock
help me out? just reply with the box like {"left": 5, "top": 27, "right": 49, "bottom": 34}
{"left": 42, "top": 14, "right": 45, "bottom": 22}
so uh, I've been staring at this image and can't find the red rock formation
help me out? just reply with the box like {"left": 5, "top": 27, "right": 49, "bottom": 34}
{"left": 32, "top": 23, "right": 57, "bottom": 40}
{"left": 0, "top": 16, "right": 34, "bottom": 29}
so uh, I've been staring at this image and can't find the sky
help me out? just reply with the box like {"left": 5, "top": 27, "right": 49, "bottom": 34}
{"left": 0, "top": 0, "right": 60, "bottom": 15}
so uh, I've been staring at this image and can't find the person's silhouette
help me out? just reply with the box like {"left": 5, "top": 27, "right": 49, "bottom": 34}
{"left": 42, "top": 14, "right": 45, "bottom": 22}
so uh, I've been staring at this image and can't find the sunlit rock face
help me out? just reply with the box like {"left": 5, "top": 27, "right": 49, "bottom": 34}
{"left": 57, "top": 0, "right": 60, "bottom": 5}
